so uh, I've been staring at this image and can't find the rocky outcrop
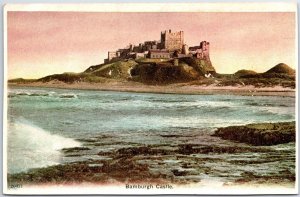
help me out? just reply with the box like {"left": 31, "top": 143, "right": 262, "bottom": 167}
{"left": 8, "top": 126, "right": 295, "bottom": 186}
{"left": 180, "top": 57, "right": 215, "bottom": 76}
{"left": 213, "top": 122, "right": 295, "bottom": 146}
{"left": 130, "top": 62, "right": 199, "bottom": 84}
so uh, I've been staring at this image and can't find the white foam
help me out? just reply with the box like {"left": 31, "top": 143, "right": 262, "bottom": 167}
{"left": 7, "top": 119, "right": 81, "bottom": 174}
{"left": 8, "top": 89, "right": 56, "bottom": 97}
{"left": 59, "top": 93, "right": 78, "bottom": 98}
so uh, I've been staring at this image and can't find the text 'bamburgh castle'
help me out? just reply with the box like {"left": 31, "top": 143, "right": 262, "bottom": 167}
{"left": 104, "top": 29, "right": 210, "bottom": 63}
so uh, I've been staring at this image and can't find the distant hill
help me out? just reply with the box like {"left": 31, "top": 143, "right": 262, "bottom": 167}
{"left": 234, "top": 69, "right": 257, "bottom": 77}
{"left": 8, "top": 78, "right": 36, "bottom": 83}
{"left": 211, "top": 63, "right": 295, "bottom": 88}
{"left": 265, "top": 63, "right": 295, "bottom": 75}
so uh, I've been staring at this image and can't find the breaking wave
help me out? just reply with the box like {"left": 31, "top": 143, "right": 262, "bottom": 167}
{"left": 59, "top": 93, "right": 78, "bottom": 99}
{"left": 8, "top": 89, "right": 55, "bottom": 97}
{"left": 7, "top": 119, "right": 81, "bottom": 174}
{"left": 8, "top": 89, "right": 78, "bottom": 99}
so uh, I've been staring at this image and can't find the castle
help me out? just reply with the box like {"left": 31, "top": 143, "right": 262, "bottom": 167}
{"left": 160, "top": 30, "right": 184, "bottom": 51}
{"left": 104, "top": 29, "right": 210, "bottom": 64}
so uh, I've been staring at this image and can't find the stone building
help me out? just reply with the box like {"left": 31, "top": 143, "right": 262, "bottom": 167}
{"left": 189, "top": 41, "right": 210, "bottom": 60}
{"left": 160, "top": 29, "right": 184, "bottom": 51}
{"left": 148, "top": 50, "right": 171, "bottom": 59}
{"left": 108, "top": 51, "right": 118, "bottom": 61}
{"left": 132, "top": 52, "right": 147, "bottom": 59}
{"left": 144, "top": 41, "right": 158, "bottom": 51}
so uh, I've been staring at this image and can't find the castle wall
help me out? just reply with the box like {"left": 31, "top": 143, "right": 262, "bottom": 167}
{"left": 108, "top": 51, "right": 117, "bottom": 61}
{"left": 188, "top": 41, "right": 210, "bottom": 61}
{"left": 149, "top": 50, "right": 171, "bottom": 59}
{"left": 134, "top": 53, "right": 146, "bottom": 59}
{"left": 199, "top": 41, "right": 210, "bottom": 59}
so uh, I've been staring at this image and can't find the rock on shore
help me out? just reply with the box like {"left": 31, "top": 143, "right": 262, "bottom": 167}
{"left": 213, "top": 121, "right": 295, "bottom": 146}
{"left": 7, "top": 124, "right": 295, "bottom": 186}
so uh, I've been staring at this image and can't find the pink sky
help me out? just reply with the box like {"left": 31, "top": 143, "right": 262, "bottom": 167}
{"left": 7, "top": 12, "right": 295, "bottom": 79}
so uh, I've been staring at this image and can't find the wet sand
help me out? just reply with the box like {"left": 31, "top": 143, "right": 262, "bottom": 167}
{"left": 8, "top": 81, "right": 295, "bottom": 97}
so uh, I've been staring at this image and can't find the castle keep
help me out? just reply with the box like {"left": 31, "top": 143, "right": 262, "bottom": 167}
{"left": 104, "top": 30, "right": 212, "bottom": 69}
{"left": 160, "top": 30, "right": 184, "bottom": 51}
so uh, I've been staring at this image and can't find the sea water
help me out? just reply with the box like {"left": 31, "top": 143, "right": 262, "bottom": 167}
{"left": 7, "top": 86, "right": 295, "bottom": 174}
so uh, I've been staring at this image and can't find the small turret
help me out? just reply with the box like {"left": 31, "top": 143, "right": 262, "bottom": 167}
{"left": 182, "top": 44, "right": 189, "bottom": 55}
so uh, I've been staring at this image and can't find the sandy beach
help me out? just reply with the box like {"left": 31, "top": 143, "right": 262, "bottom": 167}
{"left": 8, "top": 81, "right": 296, "bottom": 97}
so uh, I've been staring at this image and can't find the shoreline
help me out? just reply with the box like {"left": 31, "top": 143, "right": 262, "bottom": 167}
{"left": 8, "top": 82, "right": 296, "bottom": 97}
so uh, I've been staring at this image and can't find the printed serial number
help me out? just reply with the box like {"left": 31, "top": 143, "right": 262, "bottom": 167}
{"left": 9, "top": 184, "right": 22, "bottom": 189}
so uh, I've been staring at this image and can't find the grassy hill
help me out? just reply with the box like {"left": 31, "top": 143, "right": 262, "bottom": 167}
{"left": 8, "top": 58, "right": 295, "bottom": 88}
{"left": 213, "top": 64, "right": 295, "bottom": 88}
{"left": 7, "top": 78, "right": 37, "bottom": 83}
{"left": 88, "top": 60, "right": 138, "bottom": 79}
{"left": 38, "top": 72, "right": 112, "bottom": 83}
{"left": 234, "top": 69, "right": 257, "bottom": 77}
{"left": 83, "top": 57, "right": 214, "bottom": 84}
{"left": 265, "top": 63, "right": 295, "bottom": 75}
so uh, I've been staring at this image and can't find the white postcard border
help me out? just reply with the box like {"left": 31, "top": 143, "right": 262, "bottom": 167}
{"left": 2, "top": 2, "right": 298, "bottom": 195}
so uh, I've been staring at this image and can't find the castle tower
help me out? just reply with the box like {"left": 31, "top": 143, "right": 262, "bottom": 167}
{"left": 129, "top": 44, "right": 133, "bottom": 52}
{"left": 199, "top": 41, "right": 210, "bottom": 59}
{"left": 182, "top": 44, "right": 189, "bottom": 55}
{"left": 160, "top": 30, "right": 184, "bottom": 51}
